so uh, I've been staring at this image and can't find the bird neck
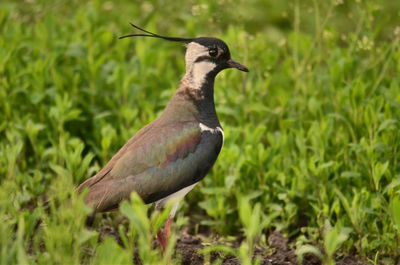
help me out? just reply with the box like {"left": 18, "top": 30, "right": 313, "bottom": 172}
{"left": 160, "top": 72, "right": 220, "bottom": 127}
{"left": 181, "top": 69, "right": 216, "bottom": 100}
{"left": 185, "top": 60, "right": 218, "bottom": 91}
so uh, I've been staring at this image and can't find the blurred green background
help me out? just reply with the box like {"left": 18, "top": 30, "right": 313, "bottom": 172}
{"left": 1, "top": 0, "right": 400, "bottom": 264}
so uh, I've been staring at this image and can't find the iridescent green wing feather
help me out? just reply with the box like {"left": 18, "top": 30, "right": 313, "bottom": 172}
{"left": 81, "top": 121, "right": 223, "bottom": 212}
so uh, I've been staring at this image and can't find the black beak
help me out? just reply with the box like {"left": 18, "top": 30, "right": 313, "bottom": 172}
{"left": 226, "top": 58, "right": 249, "bottom": 72}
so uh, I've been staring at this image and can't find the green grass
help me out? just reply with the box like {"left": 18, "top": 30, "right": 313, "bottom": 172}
{"left": 1, "top": 0, "right": 400, "bottom": 264}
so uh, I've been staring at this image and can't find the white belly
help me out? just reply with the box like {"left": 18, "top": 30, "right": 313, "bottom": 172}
{"left": 155, "top": 182, "right": 197, "bottom": 217}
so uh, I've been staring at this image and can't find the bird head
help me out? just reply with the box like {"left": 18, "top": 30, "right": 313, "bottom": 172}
{"left": 184, "top": 37, "right": 248, "bottom": 78}
{"left": 120, "top": 23, "right": 249, "bottom": 80}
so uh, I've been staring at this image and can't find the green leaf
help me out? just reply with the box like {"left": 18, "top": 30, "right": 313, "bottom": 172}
{"left": 93, "top": 237, "right": 131, "bottom": 265}
{"left": 391, "top": 196, "right": 400, "bottom": 231}
{"left": 295, "top": 245, "right": 323, "bottom": 264}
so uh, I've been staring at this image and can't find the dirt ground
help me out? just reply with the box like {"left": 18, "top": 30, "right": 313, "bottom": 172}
{"left": 174, "top": 231, "right": 367, "bottom": 265}
{"left": 99, "top": 223, "right": 367, "bottom": 265}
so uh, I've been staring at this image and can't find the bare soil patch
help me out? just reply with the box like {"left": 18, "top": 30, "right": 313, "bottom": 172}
{"left": 98, "top": 223, "right": 367, "bottom": 265}
{"left": 175, "top": 231, "right": 367, "bottom": 265}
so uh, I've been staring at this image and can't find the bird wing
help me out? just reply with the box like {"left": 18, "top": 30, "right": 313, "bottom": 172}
{"left": 78, "top": 120, "right": 223, "bottom": 212}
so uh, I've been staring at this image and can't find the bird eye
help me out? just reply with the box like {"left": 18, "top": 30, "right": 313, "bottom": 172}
{"left": 208, "top": 47, "right": 218, "bottom": 57}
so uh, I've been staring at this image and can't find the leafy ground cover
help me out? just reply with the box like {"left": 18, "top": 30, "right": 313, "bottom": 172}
{"left": 1, "top": 0, "right": 400, "bottom": 264}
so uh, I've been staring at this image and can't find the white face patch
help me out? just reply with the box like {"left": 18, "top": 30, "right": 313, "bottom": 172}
{"left": 185, "top": 42, "right": 208, "bottom": 65}
{"left": 184, "top": 42, "right": 218, "bottom": 90}
{"left": 192, "top": 61, "right": 217, "bottom": 89}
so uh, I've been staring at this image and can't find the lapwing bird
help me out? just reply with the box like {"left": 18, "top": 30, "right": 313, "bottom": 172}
{"left": 78, "top": 23, "right": 248, "bottom": 252}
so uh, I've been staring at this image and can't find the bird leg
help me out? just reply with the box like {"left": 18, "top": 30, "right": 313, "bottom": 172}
{"left": 156, "top": 201, "right": 179, "bottom": 253}
{"left": 156, "top": 217, "right": 173, "bottom": 254}
{"left": 156, "top": 230, "right": 166, "bottom": 253}
{"left": 163, "top": 217, "right": 172, "bottom": 242}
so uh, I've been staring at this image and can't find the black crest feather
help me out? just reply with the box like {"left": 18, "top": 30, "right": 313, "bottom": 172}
{"left": 119, "top": 23, "right": 194, "bottom": 43}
